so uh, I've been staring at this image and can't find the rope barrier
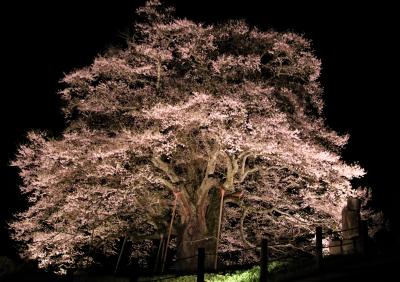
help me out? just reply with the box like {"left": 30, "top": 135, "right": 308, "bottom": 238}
{"left": 322, "top": 226, "right": 360, "bottom": 234}
{"left": 173, "top": 254, "right": 198, "bottom": 262}
{"left": 117, "top": 224, "right": 368, "bottom": 280}
{"left": 322, "top": 240, "right": 358, "bottom": 249}
{"left": 268, "top": 254, "right": 298, "bottom": 263}
{"left": 339, "top": 226, "right": 360, "bottom": 232}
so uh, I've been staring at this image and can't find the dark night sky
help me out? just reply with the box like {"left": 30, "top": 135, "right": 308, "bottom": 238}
{"left": 1, "top": 1, "right": 398, "bottom": 257}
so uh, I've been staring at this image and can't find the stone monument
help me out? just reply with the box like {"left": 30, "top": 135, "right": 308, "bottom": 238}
{"left": 341, "top": 197, "right": 361, "bottom": 254}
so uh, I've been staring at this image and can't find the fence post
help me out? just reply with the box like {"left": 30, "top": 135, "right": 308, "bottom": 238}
{"left": 260, "top": 238, "right": 268, "bottom": 282}
{"left": 316, "top": 226, "right": 323, "bottom": 270}
{"left": 197, "top": 248, "right": 205, "bottom": 282}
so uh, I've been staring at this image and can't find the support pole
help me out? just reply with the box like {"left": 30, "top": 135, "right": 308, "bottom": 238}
{"left": 114, "top": 236, "right": 127, "bottom": 274}
{"left": 161, "top": 194, "right": 178, "bottom": 273}
{"left": 214, "top": 188, "right": 225, "bottom": 270}
{"left": 316, "top": 226, "right": 323, "bottom": 270}
{"left": 153, "top": 234, "right": 164, "bottom": 273}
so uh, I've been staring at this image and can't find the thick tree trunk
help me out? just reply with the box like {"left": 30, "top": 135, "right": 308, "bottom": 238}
{"left": 175, "top": 190, "right": 221, "bottom": 272}
{"left": 175, "top": 218, "right": 216, "bottom": 272}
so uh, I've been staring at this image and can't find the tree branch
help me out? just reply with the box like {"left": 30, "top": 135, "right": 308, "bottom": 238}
{"left": 238, "top": 152, "right": 258, "bottom": 183}
{"left": 176, "top": 189, "right": 195, "bottom": 224}
{"left": 195, "top": 144, "right": 221, "bottom": 205}
{"left": 240, "top": 168, "right": 259, "bottom": 183}
{"left": 205, "top": 142, "right": 220, "bottom": 176}
{"left": 152, "top": 157, "right": 180, "bottom": 183}
{"left": 156, "top": 59, "right": 161, "bottom": 90}
{"left": 152, "top": 156, "right": 195, "bottom": 218}
{"left": 221, "top": 151, "right": 238, "bottom": 190}
{"left": 224, "top": 190, "right": 244, "bottom": 205}
{"left": 240, "top": 206, "right": 256, "bottom": 248}
{"left": 149, "top": 199, "right": 175, "bottom": 207}
{"left": 196, "top": 177, "right": 219, "bottom": 206}
{"left": 155, "top": 177, "right": 177, "bottom": 192}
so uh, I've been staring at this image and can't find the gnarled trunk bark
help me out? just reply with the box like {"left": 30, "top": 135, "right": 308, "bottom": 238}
{"left": 153, "top": 151, "right": 256, "bottom": 272}
{"left": 175, "top": 189, "right": 221, "bottom": 272}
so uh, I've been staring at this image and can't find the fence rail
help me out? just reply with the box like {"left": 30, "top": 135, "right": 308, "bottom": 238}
{"left": 111, "top": 221, "right": 369, "bottom": 282}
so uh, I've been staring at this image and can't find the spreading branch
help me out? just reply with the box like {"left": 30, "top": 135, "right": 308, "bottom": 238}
{"left": 196, "top": 145, "right": 221, "bottom": 205}
{"left": 238, "top": 152, "right": 259, "bottom": 183}
{"left": 152, "top": 157, "right": 181, "bottom": 183}
{"left": 155, "top": 177, "right": 177, "bottom": 192}
{"left": 221, "top": 151, "right": 238, "bottom": 190}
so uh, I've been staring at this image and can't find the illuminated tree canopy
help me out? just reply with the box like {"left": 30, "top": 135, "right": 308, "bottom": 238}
{"left": 10, "top": 0, "right": 366, "bottom": 273}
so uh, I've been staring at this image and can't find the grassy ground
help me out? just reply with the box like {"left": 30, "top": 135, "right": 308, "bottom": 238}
{"left": 137, "top": 261, "right": 294, "bottom": 282}
{"left": 4, "top": 254, "right": 395, "bottom": 281}
{"left": 138, "top": 266, "right": 260, "bottom": 282}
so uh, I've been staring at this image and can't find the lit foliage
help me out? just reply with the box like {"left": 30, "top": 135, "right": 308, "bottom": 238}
{"left": 11, "top": 0, "right": 366, "bottom": 273}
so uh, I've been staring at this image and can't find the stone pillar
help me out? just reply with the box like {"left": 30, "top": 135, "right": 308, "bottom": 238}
{"left": 341, "top": 197, "right": 361, "bottom": 254}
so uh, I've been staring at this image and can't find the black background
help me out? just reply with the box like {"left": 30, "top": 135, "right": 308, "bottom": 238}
{"left": 1, "top": 1, "right": 398, "bottom": 258}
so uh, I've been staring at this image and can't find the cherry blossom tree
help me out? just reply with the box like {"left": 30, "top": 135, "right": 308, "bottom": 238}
{"left": 10, "top": 0, "right": 366, "bottom": 274}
